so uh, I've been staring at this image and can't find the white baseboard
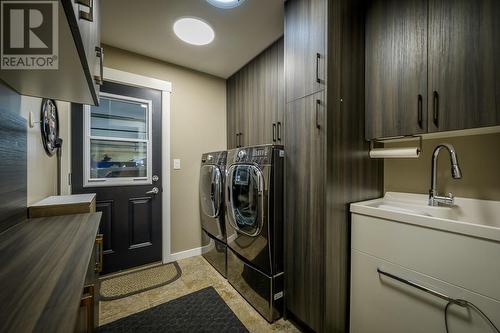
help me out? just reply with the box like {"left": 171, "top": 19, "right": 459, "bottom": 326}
{"left": 164, "top": 244, "right": 210, "bottom": 263}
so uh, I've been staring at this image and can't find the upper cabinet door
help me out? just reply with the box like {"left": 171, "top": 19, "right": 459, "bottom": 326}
{"left": 428, "top": 0, "right": 500, "bottom": 132}
{"left": 0, "top": 0, "right": 101, "bottom": 105}
{"left": 285, "top": 0, "right": 326, "bottom": 103}
{"left": 226, "top": 38, "right": 285, "bottom": 148}
{"left": 365, "top": 0, "right": 428, "bottom": 140}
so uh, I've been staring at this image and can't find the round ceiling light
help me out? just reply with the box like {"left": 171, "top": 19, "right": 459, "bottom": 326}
{"left": 173, "top": 18, "right": 215, "bottom": 46}
{"left": 207, "top": 0, "right": 246, "bottom": 9}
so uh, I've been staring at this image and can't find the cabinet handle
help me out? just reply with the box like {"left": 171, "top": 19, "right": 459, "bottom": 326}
{"left": 94, "top": 47, "right": 104, "bottom": 86}
{"left": 81, "top": 284, "right": 95, "bottom": 332}
{"left": 76, "top": 0, "right": 91, "bottom": 6}
{"left": 238, "top": 132, "right": 243, "bottom": 147}
{"left": 316, "top": 99, "right": 321, "bottom": 129}
{"left": 77, "top": 0, "right": 94, "bottom": 22}
{"left": 377, "top": 268, "right": 455, "bottom": 304}
{"left": 95, "top": 234, "right": 103, "bottom": 273}
{"left": 433, "top": 91, "right": 439, "bottom": 127}
{"left": 417, "top": 94, "right": 423, "bottom": 128}
{"left": 315, "top": 53, "right": 321, "bottom": 84}
{"left": 272, "top": 123, "right": 277, "bottom": 142}
{"left": 277, "top": 122, "right": 282, "bottom": 141}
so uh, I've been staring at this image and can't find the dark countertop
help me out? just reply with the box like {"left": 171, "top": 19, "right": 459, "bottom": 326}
{"left": 0, "top": 212, "right": 102, "bottom": 333}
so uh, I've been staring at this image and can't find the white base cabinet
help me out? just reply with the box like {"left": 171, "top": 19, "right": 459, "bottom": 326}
{"left": 350, "top": 213, "right": 500, "bottom": 333}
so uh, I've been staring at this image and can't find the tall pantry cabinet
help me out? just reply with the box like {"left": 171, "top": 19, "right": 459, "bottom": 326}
{"left": 283, "top": 0, "right": 383, "bottom": 332}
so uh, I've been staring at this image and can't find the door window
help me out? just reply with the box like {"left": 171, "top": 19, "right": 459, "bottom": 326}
{"left": 228, "top": 165, "right": 263, "bottom": 236}
{"left": 84, "top": 93, "right": 152, "bottom": 187}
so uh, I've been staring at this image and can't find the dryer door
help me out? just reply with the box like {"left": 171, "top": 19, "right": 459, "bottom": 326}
{"left": 199, "top": 165, "right": 222, "bottom": 218}
{"left": 226, "top": 164, "right": 264, "bottom": 237}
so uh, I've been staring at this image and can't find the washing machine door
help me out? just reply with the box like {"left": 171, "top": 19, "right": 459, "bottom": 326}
{"left": 226, "top": 164, "right": 264, "bottom": 237}
{"left": 199, "top": 165, "right": 222, "bottom": 219}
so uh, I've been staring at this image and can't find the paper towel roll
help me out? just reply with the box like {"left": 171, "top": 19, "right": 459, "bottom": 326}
{"left": 369, "top": 148, "right": 420, "bottom": 159}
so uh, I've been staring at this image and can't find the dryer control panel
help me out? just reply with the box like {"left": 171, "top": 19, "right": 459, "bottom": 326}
{"left": 231, "top": 145, "right": 283, "bottom": 165}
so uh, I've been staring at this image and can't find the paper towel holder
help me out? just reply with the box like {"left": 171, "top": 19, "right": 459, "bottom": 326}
{"left": 370, "top": 135, "right": 422, "bottom": 150}
{"left": 369, "top": 135, "right": 423, "bottom": 158}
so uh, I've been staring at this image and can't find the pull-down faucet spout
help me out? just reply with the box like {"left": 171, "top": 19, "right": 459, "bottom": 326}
{"left": 429, "top": 143, "right": 462, "bottom": 206}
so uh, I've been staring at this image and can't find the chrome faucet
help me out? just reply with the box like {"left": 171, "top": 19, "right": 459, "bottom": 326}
{"left": 429, "top": 143, "right": 462, "bottom": 206}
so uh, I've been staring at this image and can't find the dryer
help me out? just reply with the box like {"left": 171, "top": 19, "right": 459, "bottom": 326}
{"left": 199, "top": 151, "right": 227, "bottom": 277}
{"left": 225, "top": 145, "right": 284, "bottom": 322}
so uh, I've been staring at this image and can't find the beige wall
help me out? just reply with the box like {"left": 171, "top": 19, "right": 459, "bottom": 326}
{"left": 19, "top": 96, "right": 71, "bottom": 205}
{"left": 384, "top": 132, "right": 500, "bottom": 201}
{"left": 103, "top": 45, "right": 227, "bottom": 253}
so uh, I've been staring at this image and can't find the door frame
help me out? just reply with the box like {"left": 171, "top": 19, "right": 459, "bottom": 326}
{"left": 103, "top": 67, "right": 173, "bottom": 264}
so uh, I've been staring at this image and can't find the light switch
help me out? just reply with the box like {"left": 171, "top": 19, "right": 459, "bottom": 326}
{"left": 173, "top": 159, "right": 181, "bottom": 170}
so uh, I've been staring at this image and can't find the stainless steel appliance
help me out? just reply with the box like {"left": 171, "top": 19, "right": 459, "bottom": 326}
{"left": 225, "top": 145, "right": 284, "bottom": 322}
{"left": 199, "top": 151, "right": 227, "bottom": 277}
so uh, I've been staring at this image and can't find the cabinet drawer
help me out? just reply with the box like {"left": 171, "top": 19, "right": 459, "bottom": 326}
{"left": 351, "top": 213, "right": 500, "bottom": 301}
{"left": 350, "top": 250, "right": 500, "bottom": 333}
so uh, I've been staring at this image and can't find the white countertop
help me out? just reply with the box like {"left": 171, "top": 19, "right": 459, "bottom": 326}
{"left": 350, "top": 192, "right": 500, "bottom": 243}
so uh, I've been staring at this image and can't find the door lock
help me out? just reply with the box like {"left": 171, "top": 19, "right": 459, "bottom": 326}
{"left": 152, "top": 175, "right": 159, "bottom": 182}
{"left": 146, "top": 187, "right": 159, "bottom": 195}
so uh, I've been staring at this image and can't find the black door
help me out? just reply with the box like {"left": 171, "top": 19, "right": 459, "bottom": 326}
{"left": 72, "top": 81, "right": 162, "bottom": 274}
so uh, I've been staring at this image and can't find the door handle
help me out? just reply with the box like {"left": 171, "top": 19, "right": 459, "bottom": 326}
{"left": 316, "top": 99, "right": 321, "bottom": 129}
{"left": 238, "top": 132, "right": 243, "bottom": 147}
{"left": 417, "top": 94, "right": 423, "bottom": 128}
{"left": 95, "top": 234, "right": 103, "bottom": 273}
{"left": 316, "top": 53, "right": 321, "bottom": 83}
{"left": 77, "top": 0, "right": 94, "bottom": 22}
{"left": 94, "top": 47, "right": 104, "bottom": 86}
{"left": 146, "top": 187, "right": 159, "bottom": 195}
{"left": 80, "top": 284, "right": 95, "bottom": 331}
{"left": 272, "top": 123, "right": 277, "bottom": 142}
{"left": 277, "top": 122, "right": 282, "bottom": 141}
{"left": 433, "top": 91, "right": 439, "bottom": 127}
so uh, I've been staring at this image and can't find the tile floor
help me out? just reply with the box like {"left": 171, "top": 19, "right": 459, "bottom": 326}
{"left": 99, "top": 255, "right": 301, "bottom": 332}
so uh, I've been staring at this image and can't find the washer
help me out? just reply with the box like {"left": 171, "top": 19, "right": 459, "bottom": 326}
{"left": 225, "top": 144, "right": 284, "bottom": 322}
{"left": 199, "top": 151, "right": 227, "bottom": 277}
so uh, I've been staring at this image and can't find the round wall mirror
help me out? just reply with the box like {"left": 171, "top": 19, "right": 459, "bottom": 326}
{"left": 40, "top": 98, "right": 59, "bottom": 156}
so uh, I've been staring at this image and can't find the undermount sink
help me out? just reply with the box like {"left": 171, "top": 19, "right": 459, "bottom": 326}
{"left": 351, "top": 192, "right": 500, "bottom": 242}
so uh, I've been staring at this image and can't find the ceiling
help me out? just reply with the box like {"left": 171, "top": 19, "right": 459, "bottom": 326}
{"left": 100, "top": 0, "right": 284, "bottom": 78}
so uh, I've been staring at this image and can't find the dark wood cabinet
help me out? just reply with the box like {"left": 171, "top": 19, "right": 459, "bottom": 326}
{"left": 365, "top": 0, "right": 500, "bottom": 139}
{"left": 0, "top": 0, "right": 102, "bottom": 105}
{"left": 76, "top": 233, "right": 102, "bottom": 332}
{"left": 226, "top": 37, "right": 284, "bottom": 149}
{"left": 70, "top": 0, "right": 102, "bottom": 102}
{"left": 365, "top": 0, "right": 428, "bottom": 139}
{"left": 284, "top": 91, "right": 326, "bottom": 332}
{"left": 284, "top": 0, "right": 326, "bottom": 103}
{"left": 284, "top": 1, "right": 383, "bottom": 332}
{"left": 428, "top": 0, "right": 500, "bottom": 132}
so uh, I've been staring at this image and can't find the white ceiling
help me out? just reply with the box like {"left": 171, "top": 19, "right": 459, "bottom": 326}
{"left": 100, "top": 0, "right": 284, "bottom": 78}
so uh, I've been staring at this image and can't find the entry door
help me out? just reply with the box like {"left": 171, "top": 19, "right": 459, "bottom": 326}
{"left": 72, "top": 81, "right": 162, "bottom": 274}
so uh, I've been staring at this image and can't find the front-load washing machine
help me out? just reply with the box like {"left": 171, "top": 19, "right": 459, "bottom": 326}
{"left": 224, "top": 144, "right": 284, "bottom": 322}
{"left": 199, "top": 151, "right": 227, "bottom": 277}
